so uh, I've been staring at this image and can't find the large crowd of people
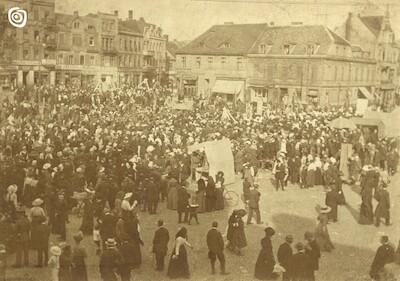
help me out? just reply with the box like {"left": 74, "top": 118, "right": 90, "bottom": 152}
{"left": 0, "top": 81, "right": 399, "bottom": 281}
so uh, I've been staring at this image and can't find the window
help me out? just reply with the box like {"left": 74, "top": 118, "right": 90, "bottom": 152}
{"left": 34, "top": 31, "right": 40, "bottom": 41}
{"left": 355, "top": 67, "right": 358, "bottom": 81}
{"left": 220, "top": 43, "right": 231, "bottom": 48}
{"left": 334, "top": 66, "right": 338, "bottom": 80}
{"left": 59, "top": 33, "right": 65, "bottom": 45}
{"left": 307, "top": 44, "right": 315, "bottom": 55}
{"left": 44, "top": 11, "right": 50, "bottom": 19}
{"left": 196, "top": 57, "right": 201, "bottom": 69}
{"left": 268, "top": 65, "right": 274, "bottom": 78}
{"left": 110, "top": 23, "right": 114, "bottom": 31}
{"left": 73, "top": 35, "right": 82, "bottom": 46}
{"left": 119, "top": 38, "right": 123, "bottom": 49}
{"left": 73, "top": 22, "right": 80, "bottom": 29}
{"left": 237, "top": 57, "right": 242, "bottom": 70}
{"left": 124, "top": 39, "right": 127, "bottom": 51}
{"left": 110, "top": 38, "right": 114, "bottom": 49}
{"left": 34, "top": 49, "right": 39, "bottom": 60}
{"left": 259, "top": 44, "right": 266, "bottom": 54}
{"left": 33, "top": 9, "right": 39, "bottom": 21}
{"left": 283, "top": 44, "right": 290, "bottom": 54}
{"left": 181, "top": 57, "right": 186, "bottom": 68}
{"left": 89, "top": 36, "right": 95, "bottom": 47}
{"left": 208, "top": 57, "right": 213, "bottom": 67}
{"left": 311, "top": 66, "right": 318, "bottom": 81}
{"left": 80, "top": 55, "right": 84, "bottom": 65}
{"left": 221, "top": 57, "right": 226, "bottom": 68}
{"left": 129, "top": 40, "right": 133, "bottom": 51}
{"left": 297, "top": 66, "right": 303, "bottom": 80}
{"left": 111, "top": 57, "right": 115, "bottom": 67}
{"left": 23, "top": 50, "right": 29, "bottom": 60}
{"left": 88, "top": 26, "right": 95, "bottom": 31}
{"left": 69, "top": 55, "right": 73, "bottom": 64}
{"left": 341, "top": 66, "right": 345, "bottom": 81}
{"left": 281, "top": 66, "right": 288, "bottom": 79}
{"left": 57, "top": 54, "right": 63, "bottom": 64}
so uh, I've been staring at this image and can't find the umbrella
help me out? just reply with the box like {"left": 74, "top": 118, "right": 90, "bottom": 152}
{"left": 329, "top": 117, "right": 357, "bottom": 130}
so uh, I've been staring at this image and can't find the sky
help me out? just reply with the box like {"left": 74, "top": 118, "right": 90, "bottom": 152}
{"left": 56, "top": 0, "right": 400, "bottom": 42}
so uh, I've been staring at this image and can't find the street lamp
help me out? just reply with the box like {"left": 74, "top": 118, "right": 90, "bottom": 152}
{"left": 39, "top": 42, "right": 47, "bottom": 86}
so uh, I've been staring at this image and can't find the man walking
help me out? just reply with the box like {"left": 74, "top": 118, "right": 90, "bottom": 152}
{"left": 177, "top": 186, "right": 190, "bottom": 224}
{"left": 274, "top": 158, "right": 286, "bottom": 191}
{"left": 277, "top": 235, "right": 294, "bottom": 281}
{"left": 370, "top": 235, "right": 395, "bottom": 280}
{"left": 289, "top": 242, "right": 310, "bottom": 281}
{"left": 246, "top": 184, "right": 263, "bottom": 225}
{"left": 32, "top": 216, "right": 50, "bottom": 268}
{"left": 305, "top": 231, "right": 320, "bottom": 281}
{"left": 145, "top": 177, "right": 159, "bottom": 214}
{"left": 99, "top": 238, "right": 123, "bottom": 281}
{"left": 14, "top": 208, "right": 31, "bottom": 268}
{"left": 152, "top": 220, "right": 170, "bottom": 271}
{"left": 374, "top": 185, "right": 391, "bottom": 227}
{"left": 206, "top": 222, "right": 228, "bottom": 275}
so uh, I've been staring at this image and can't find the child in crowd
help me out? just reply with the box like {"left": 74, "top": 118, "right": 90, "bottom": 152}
{"left": 93, "top": 222, "right": 102, "bottom": 255}
{"left": 188, "top": 196, "right": 199, "bottom": 225}
{"left": 48, "top": 246, "right": 61, "bottom": 281}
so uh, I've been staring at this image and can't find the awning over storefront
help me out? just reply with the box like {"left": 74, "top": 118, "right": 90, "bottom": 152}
{"left": 358, "top": 87, "right": 373, "bottom": 100}
{"left": 211, "top": 80, "right": 244, "bottom": 95}
{"left": 351, "top": 117, "right": 385, "bottom": 138}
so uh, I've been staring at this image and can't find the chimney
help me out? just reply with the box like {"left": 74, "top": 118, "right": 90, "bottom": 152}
{"left": 270, "top": 22, "right": 274, "bottom": 26}
{"left": 73, "top": 11, "right": 78, "bottom": 16}
{"left": 346, "top": 12, "right": 354, "bottom": 40}
{"left": 128, "top": 10, "right": 133, "bottom": 20}
{"left": 114, "top": 10, "right": 118, "bottom": 16}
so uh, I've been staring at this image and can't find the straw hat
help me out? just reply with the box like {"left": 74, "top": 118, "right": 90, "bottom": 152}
{"left": 7, "top": 184, "right": 18, "bottom": 193}
{"left": 123, "top": 192, "right": 133, "bottom": 200}
{"left": 319, "top": 206, "right": 332, "bottom": 214}
{"left": 32, "top": 198, "right": 44, "bottom": 206}
{"left": 50, "top": 246, "right": 61, "bottom": 256}
{"left": 105, "top": 238, "right": 117, "bottom": 247}
{"left": 43, "top": 163, "right": 51, "bottom": 170}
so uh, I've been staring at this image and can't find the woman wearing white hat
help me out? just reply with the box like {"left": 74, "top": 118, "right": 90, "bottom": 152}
{"left": 48, "top": 246, "right": 61, "bottom": 281}
{"left": 121, "top": 192, "right": 138, "bottom": 218}
{"left": 315, "top": 205, "right": 334, "bottom": 252}
{"left": 6, "top": 184, "right": 18, "bottom": 221}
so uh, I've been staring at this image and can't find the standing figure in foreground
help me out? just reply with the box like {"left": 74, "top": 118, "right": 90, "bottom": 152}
{"left": 315, "top": 206, "right": 334, "bottom": 252}
{"left": 167, "top": 227, "right": 193, "bottom": 279}
{"left": 206, "top": 222, "right": 228, "bottom": 275}
{"left": 370, "top": 235, "right": 395, "bottom": 281}
{"left": 152, "top": 219, "right": 170, "bottom": 271}
{"left": 254, "top": 227, "right": 276, "bottom": 280}
{"left": 277, "top": 235, "right": 293, "bottom": 281}
{"left": 305, "top": 231, "right": 320, "bottom": 281}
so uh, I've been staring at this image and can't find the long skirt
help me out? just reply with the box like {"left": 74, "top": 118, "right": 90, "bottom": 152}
{"left": 167, "top": 245, "right": 189, "bottom": 279}
{"left": 315, "top": 224, "right": 334, "bottom": 251}
{"left": 359, "top": 197, "right": 374, "bottom": 225}
{"left": 215, "top": 188, "right": 224, "bottom": 210}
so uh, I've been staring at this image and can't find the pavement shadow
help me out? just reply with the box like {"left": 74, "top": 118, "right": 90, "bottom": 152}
{"left": 271, "top": 213, "right": 376, "bottom": 281}
{"left": 345, "top": 203, "right": 360, "bottom": 223}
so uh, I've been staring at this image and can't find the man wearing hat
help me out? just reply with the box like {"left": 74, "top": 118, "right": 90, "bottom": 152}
{"left": 14, "top": 207, "right": 31, "bottom": 268}
{"left": 207, "top": 222, "right": 228, "bottom": 275}
{"left": 246, "top": 184, "right": 263, "bottom": 225}
{"left": 277, "top": 235, "right": 294, "bottom": 281}
{"left": 152, "top": 219, "right": 170, "bottom": 271}
{"left": 304, "top": 231, "right": 320, "bottom": 281}
{"left": 177, "top": 186, "right": 190, "bottom": 224}
{"left": 100, "top": 238, "right": 123, "bottom": 281}
{"left": 289, "top": 242, "right": 310, "bottom": 281}
{"left": 33, "top": 216, "right": 50, "bottom": 268}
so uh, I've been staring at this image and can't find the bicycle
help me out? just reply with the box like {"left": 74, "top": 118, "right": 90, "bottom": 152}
{"left": 222, "top": 185, "right": 239, "bottom": 207}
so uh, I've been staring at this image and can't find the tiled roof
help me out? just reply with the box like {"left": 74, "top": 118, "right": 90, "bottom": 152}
{"left": 167, "top": 41, "right": 185, "bottom": 56}
{"left": 119, "top": 20, "right": 143, "bottom": 35}
{"left": 358, "top": 16, "right": 384, "bottom": 37}
{"left": 248, "top": 25, "right": 349, "bottom": 55}
{"left": 55, "top": 13, "right": 75, "bottom": 24}
{"left": 176, "top": 23, "right": 268, "bottom": 56}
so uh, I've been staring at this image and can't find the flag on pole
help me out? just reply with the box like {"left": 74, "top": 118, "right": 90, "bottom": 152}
{"left": 221, "top": 107, "right": 237, "bottom": 123}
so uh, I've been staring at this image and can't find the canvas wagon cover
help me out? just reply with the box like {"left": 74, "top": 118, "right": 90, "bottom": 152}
{"left": 188, "top": 138, "right": 235, "bottom": 184}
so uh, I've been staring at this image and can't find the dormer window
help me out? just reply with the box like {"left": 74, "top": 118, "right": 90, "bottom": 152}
{"left": 88, "top": 26, "right": 95, "bottom": 31}
{"left": 259, "top": 44, "right": 272, "bottom": 54}
{"left": 73, "top": 22, "right": 80, "bottom": 29}
{"left": 198, "top": 42, "right": 206, "bottom": 48}
{"left": 220, "top": 42, "right": 231, "bottom": 48}
{"left": 283, "top": 44, "right": 290, "bottom": 54}
{"left": 307, "top": 44, "right": 320, "bottom": 55}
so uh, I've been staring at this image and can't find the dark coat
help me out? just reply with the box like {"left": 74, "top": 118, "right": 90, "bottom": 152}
{"left": 277, "top": 242, "right": 293, "bottom": 270}
{"left": 177, "top": 187, "right": 190, "bottom": 212}
{"left": 289, "top": 252, "right": 311, "bottom": 281}
{"left": 145, "top": 181, "right": 159, "bottom": 202}
{"left": 254, "top": 237, "right": 275, "bottom": 280}
{"left": 15, "top": 216, "right": 31, "bottom": 243}
{"left": 153, "top": 227, "right": 170, "bottom": 255}
{"left": 374, "top": 189, "right": 390, "bottom": 219}
{"left": 32, "top": 223, "right": 50, "bottom": 250}
{"left": 325, "top": 189, "right": 341, "bottom": 221}
{"left": 370, "top": 244, "right": 395, "bottom": 280}
{"left": 99, "top": 248, "right": 123, "bottom": 280}
{"left": 100, "top": 213, "right": 117, "bottom": 240}
{"left": 305, "top": 240, "right": 320, "bottom": 271}
{"left": 207, "top": 228, "right": 224, "bottom": 254}
{"left": 248, "top": 189, "right": 261, "bottom": 209}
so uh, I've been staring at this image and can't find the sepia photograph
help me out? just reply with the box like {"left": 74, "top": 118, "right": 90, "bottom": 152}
{"left": 0, "top": 0, "right": 399, "bottom": 280}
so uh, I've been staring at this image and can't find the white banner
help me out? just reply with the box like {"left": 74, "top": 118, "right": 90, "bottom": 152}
{"left": 356, "top": 98, "right": 368, "bottom": 115}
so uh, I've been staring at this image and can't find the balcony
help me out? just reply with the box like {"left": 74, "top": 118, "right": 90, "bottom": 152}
{"left": 142, "top": 64, "right": 156, "bottom": 72}
{"left": 143, "top": 50, "right": 155, "bottom": 57}
{"left": 41, "top": 59, "right": 56, "bottom": 66}
{"left": 43, "top": 38, "right": 57, "bottom": 49}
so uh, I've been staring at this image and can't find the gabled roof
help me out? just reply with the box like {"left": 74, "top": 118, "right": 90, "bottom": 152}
{"left": 177, "top": 23, "right": 268, "bottom": 56}
{"left": 358, "top": 16, "right": 384, "bottom": 37}
{"left": 55, "top": 13, "right": 75, "bottom": 24}
{"left": 248, "top": 25, "right": 349, "bottom": 55}
{"left": 167, "top": 41, "right": 186, "bottom": 56}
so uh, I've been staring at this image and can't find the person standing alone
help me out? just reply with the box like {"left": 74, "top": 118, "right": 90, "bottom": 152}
{"left": 246, "top": 184, "right": 263, "bottom": 225}
{"left": 206, "top": 222, "right": 228, "bottom": 275}
{"left": 152, "top": 220, "right": 170, "bottom": 271}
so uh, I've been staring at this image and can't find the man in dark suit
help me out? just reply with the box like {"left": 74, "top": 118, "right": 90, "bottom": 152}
{"left": 374, "top": 185, "right": 391, "bottom": 227}
{"left": 100, "top": 208, "right": 118, "bottom": 250}
{"left": 246, "top": 185, "right": 263, "bottom": 225}
{"left": 206, "top": 222, "right": 228, "bottom": 275}
{"left": 145, "top": 177, "right": 159, "bottom": 214}
{"left": 275, "top": 158, "right": 286, "bottom": 191}
{"left": 152, "top": 220, "right": 170, "bottom": 271}
{"left": 289, "top": 242, "right": 311, "bottom": 281}
{"left": 370, "top": 235, "right": 395, "bottom": 280}
{"left": 177, "top": 186, "right": 190, "bottom": 223}
{"left": 305, "top": 231, "right": 320, "bottom": 281}
{"left": 14, "top": 209, "right": 31, "bottom": 268}
{"left": 100, "top": 238, "right": 123, "bottom": 281}
{"left": 32, "top": 216, "right": 50, "bottom": 268}
{"left": 277, "top": 235, "right": 294, "bottom": 281}
{"left": 325, "top": 187, "right": 341, "bottom": 223}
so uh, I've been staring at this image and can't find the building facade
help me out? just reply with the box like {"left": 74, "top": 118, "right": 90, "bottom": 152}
{"left": 0, "top": 0, "right": 57, "bottom": 88}
{"left": 175, "top": 23, "right": 268, "bottom": 101}
{"left": 247, "top": 25, "right": 376, "bottom": 109}
{"left": 336, "top": 12, "right": 399, "bottom": 111}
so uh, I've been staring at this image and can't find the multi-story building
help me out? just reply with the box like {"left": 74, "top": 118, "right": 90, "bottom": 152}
{"left": 247, "top": 24, "right": 376, "bottom": 108}
{"left": 336, "top": 12, "right": 399, "bottom": 111}
{"left": 0, "top": 0, "right": 57, "bottom": 87}
{"left": 175, "top": 23, "right": 268, "bottom": 100}
{"left": 118, "top": 11, "right": 143, "bottom": 86}
{"left": 54, "top": 10, "right": 119, "bottom": 86}
{"left": 166, "top": 40, "right": 186, "bottom": 88}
